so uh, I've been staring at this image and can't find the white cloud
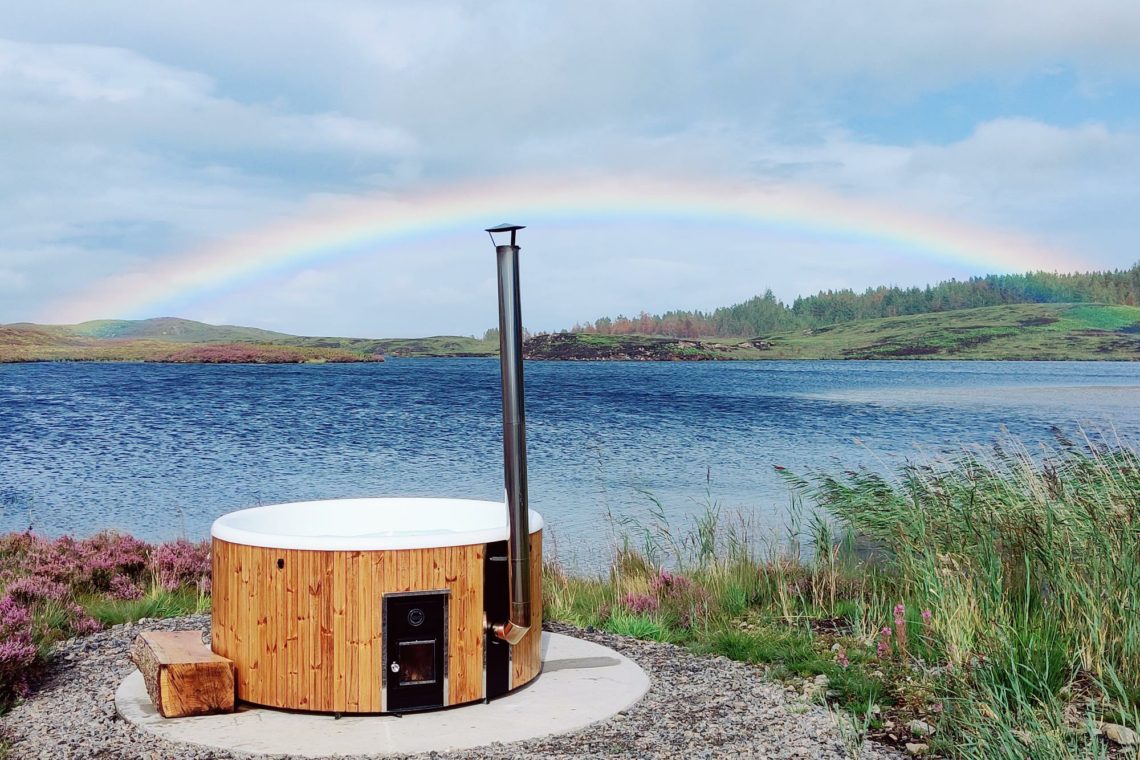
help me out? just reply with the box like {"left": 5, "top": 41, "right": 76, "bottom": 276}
{"left": 1, "top": 2, "right": 1139, "bottom": 331}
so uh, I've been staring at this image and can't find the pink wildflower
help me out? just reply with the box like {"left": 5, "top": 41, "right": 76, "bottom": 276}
{"left": 0, "top": 628, "right": 37, "bottom": 699}
{"left": 921, "top": 609, "right": 933, "bottom": 623}
{"left": 109, "top": 575, "right": 144, "bottom": 601}
{"left": 876, "top": 625, "right": 893, "bottom": 659}
{"left": 650, "top": 568, "right": 692, "bottom": 595}
{"left": 836, "top": 647, "right": 850, "bottom": 668}
{"left": 893, "top": 605, "right": 910, "bottom": 657}
{"left": 152, "top": 539, "right": 210, "bottom": 591}
{"left": 59, "top": 603, "right": 102, "bottom": 636}
{"left": 0, "top": 637, "right": 36, "bottom": 665}
{"left": 621, "top": 593, "right": 660, "bottom": 615}
{"left": 0, "top": 595, "right": 31, "bottom": 633}
{"left": 5, "top": 576, "right": 70, "bottom": 604}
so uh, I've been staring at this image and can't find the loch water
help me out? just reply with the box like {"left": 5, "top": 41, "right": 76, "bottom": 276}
{"left": 1, "top": 359, "right": 1137, "bottom": 567}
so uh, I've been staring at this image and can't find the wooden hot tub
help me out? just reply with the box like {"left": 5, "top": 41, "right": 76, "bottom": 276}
{"left": 210, "top": 497, "right": 542, "bottom": 714}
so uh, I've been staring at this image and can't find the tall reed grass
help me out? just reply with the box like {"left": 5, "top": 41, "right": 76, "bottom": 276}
{"left": 545, "top": 433, "right": 1140, "bottom": 758}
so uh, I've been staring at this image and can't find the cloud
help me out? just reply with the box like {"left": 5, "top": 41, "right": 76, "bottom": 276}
{"left": 1, "top": 2, "right": 1139, "bottom": 331}
{"left": 0, "top": 39, "right": 416, "bottom": 160}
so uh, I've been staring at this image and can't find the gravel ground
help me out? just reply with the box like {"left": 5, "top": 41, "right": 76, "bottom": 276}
{"left": 1, "top": 617, "right": 905, "bottom": 760}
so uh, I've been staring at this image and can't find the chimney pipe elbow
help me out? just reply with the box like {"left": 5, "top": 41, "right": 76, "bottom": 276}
{"left": 492, "top": 619, "right": 530, "bottom": 646}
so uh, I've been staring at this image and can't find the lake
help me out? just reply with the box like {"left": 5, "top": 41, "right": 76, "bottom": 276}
{"left": 1, "top": 360, "right": 1137, "bottom": 568}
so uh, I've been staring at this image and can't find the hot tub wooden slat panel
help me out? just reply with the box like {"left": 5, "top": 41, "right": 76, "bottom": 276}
{"left": 210, "top": 541, "right": 226, "bottom": 660}
{"left": 247, "top": 544, "right": 258, "bottom": 700}
{"left": 212, "top": 536, "right": 540, "bottom": 713}
{"left": 318, "top": 553, "right": 335, "bottom": 712}
{"left": 283, "top": 546, "right": 299, "bottom": 708}
{"left": 223, "top": 544, "right": 236, "bottom": 688}
{"left": 305, "top": 551, "right": 320, "bottom": 710}
{"left": 263, "top": 547, "right": 277, "bottom": 707}
{"left": 250, "top": 547, "right": 265, "bottom": 704}
{"left": 360, "top": 551, "right": 377, "bottom": 712}
{"left": 332, "top": 551, "right": 347, "bottom": 712}
{"left": 310, "top": 550, "right": 322, "bottom": 710}
{"left": 344, "top": 551, "right": 361, "bottom": 712}
{"left": 228, "top": 542, "right": 242, "bottom": 684}
{"left": 237, "top": 544, "right": 252, "bottom": 699}
{"left": 309, "top": 553, "right": 321, "bottom": 710}
{"left": 264, "top": 549, "right": 281, "bottom": 708}
{"left": 298, "top": 550, "right": 312, "bottom": 709}
{"left": 367, "top": 552, "right": 384, "bottom": 711}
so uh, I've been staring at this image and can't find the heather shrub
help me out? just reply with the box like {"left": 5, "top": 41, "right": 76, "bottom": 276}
{"left": 649, "top": 569, "right": 711, "bottom": 628}
{"left": 109, "top": 575, "right": 144, "bottom": 601}
{"left": 0, "top": 532, "right": 38, "bottom": 580}
{"left": 82, "top": 532, "right": 150, "bottom": 590}
{"left": 0, "top": 593, "right": 35, "bottom": 701}
{"left": 0, "top": 530, "right": 211, "bottom": 709}
{"left": 0, "top": 631, "right": 36, "bottom": 704}
{"left": 4, "top": 576, "right": 70, "bottom": 605}
{"left": 151, "top": 539, "right": 210, "bottom": 591}
{"left": 10, "top": 531, "right": 150, "bottom": 595}
{"left": 620, "top": 592, "right": 659, "bottom": 615}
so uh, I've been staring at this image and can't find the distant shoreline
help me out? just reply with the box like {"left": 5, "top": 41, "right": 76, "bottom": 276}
{"left": 4, "top": 302, "right": 1139, "bottom": 362}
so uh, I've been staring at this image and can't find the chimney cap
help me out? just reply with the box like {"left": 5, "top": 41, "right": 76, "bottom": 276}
{"left": 485, "top": 223, "right": 526, "bottom": 247}
{"left": 484, "top": 223, "right": 525, "bottom": 233}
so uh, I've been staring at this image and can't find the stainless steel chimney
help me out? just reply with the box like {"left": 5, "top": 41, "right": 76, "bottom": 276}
{"left": 485, "top": 223, "right": 531, "bottom": 646}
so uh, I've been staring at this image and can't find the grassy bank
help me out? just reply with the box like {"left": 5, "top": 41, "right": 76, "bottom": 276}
{"left": 2, "top": 436, "right": 1137, "bottom": 757}
{"left": 545, "top": 436, "right": 1140, "bottom": 757}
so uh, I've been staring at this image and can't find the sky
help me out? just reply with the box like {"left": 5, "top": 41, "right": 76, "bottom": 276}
{"left": 2, "top": 1, "right": 1139, "bottom": 337}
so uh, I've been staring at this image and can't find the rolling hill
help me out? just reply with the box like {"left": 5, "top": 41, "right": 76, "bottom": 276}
{"left": 523, "top": 303, "right": 1140, "bottom": 361}
{"left": 0, "top": 318, "right": 495, "bottom": 363}
{"left": 2, "top": 303, "right": 1138, "bottom": 362}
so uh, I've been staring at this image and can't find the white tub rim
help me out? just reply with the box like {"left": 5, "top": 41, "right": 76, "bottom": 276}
{"left": 211, "top": 497, "right": 544, "bottom": 551}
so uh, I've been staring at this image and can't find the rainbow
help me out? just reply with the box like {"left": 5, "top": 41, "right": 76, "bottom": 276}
{"left": 44, "top": 174, "right": 1086, "bottom": 322}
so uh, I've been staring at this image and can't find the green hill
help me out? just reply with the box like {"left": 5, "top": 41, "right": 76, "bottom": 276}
{"left": 3, "top": 304, "right": 1138, "bottom": 362}
{"left": 0, "top": 318, "right": 494, "bottom": 363}
{"left": 272, "top": 334, "right": 495, "bottom": 358}
{"left": 569, "top": 263, "right": 1140, "bottom": 338}
{"left": 65, "top": 317, "right": 293, "bottom": 343}
{"left": 760, "top": 302, "right": 1140, "bottom": 359}
{"left": 524, "top": 303, "right": 1140, "bottom": 361}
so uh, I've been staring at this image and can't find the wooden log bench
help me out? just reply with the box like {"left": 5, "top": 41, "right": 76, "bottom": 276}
{"left": 129, "top": 631, "right": 235, "bottom": 718}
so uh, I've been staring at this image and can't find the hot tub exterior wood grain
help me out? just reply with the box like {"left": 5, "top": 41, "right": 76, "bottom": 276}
{"left": 211, "top": 532, "right": 542, "bottom": 713}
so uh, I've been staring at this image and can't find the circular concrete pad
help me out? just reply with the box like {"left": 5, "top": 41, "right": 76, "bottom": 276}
{"left": 116, "top": 633, "right": 649, "bottom": 757}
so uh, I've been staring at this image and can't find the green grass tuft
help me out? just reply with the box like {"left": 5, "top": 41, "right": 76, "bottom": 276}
{"left": 81, "top": 587, "right": 209, "bottom": 627}
{"left": 604, "top": 612, "right": 678, "bottom": 643}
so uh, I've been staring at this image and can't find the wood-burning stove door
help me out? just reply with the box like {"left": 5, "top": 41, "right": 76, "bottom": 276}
{"left": 383, "top": 590, "right": 448, "bottom": 713}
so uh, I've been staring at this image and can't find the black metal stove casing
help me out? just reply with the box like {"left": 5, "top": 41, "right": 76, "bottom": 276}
{"left": 484, "top": 540, "right": 511, "bottom": 700}
{"left": 383, "top": 590, "right": 449, "bottom": 713}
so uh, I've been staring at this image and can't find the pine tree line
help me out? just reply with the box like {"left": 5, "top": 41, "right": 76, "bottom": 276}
{"left": 565, "top": 264, "right": 1140, "bottom": 338}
